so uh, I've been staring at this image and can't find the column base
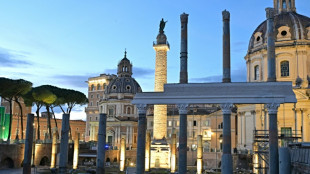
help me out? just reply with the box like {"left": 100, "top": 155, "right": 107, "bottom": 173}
{"left": 221, "top": 154, "right": 233, "bottom": 174}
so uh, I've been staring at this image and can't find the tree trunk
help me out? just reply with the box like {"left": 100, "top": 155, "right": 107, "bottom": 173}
{"left": 51, "top": 107, "right": 58, "bottom": 128}
{"left": 46, "top": 105, "right": 52, "bottom": 139}
{"left": 36, "top": 108, "right": 40, "bottom": 140}
{"left": 15, "top": 100, "right": 24, "bottom": 139}
{"left": 8, "top": 100, "right": 13, "bottom": 143}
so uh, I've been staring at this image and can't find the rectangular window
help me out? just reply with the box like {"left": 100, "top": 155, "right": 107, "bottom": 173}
{"left": 96, "top": 102, "right": 99, "bottom": 106}
{"left": 90, "top": 117, "right": 92, "bottom": 121}
{"left": 168, "top": 121, "right": 172, "bottom": 127}
{"left": 205, "top": 120, "right": 210, "bottom": 127}
{"left": 108, "top": 109, "right": 114, "bottom": 116}
{"left": 91, "top": 95, "right": 93, "bottom": 99}
{"left": 97, "top": 94, "right": 99, "bottom": 98}
{"left": 90, "top": 102, "right": 93, "bottom": 106}
{"left": 96, "top": 117, "right": 98, "bottom": 121}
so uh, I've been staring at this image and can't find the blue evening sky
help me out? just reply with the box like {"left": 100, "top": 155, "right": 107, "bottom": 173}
{"left": 1, "top": 0, "right": 309, "bottom": 119}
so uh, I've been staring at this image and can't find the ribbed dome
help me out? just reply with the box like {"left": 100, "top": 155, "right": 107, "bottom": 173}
{"left": 248, "top": 12, "right": 310, "bottom": 53}
{"left": 105, "top": 77, "right": 142, "bottom": 94}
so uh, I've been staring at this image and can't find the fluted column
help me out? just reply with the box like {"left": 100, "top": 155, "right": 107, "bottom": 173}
{"left": 136, "top": 104, "right": 147, "bottom": 174}
{"left": 180, "top": 13, "right": 189, "bottom": 84}
{"left": 266, "top": 8, "right": 276, "bottom": 82}
{"left": 222, "top": 10, "right": 231, "bottom": 83}
{"left": 220, "top": 103, "right": 233, "bottom": 174}
{"left": 266, "top": 103, "right": 280, "bottom": 174}
{"left": 177, "top": 104, "right": 189, "bottom": 174}
{"left": 23, "top": 114, "right": 34, "bottom": 174}
{"left": 96, "top": 113, "right": 107, "bottom": 174}
{"left": 59, "top": 114, "right": 70, "bottom": 174}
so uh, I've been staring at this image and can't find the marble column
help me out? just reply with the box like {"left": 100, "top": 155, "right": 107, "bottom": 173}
{"left": 50, "top": 128, "right": 58, "bottom": 168}
{"left": 59, "top": 114, "right": 70, "bottom": 174}
{"left": 222, "top": 10, "right": 231, "bottom": 83}
{"left": 73, "top": 132, "right": 80, "bottom": 169}
{"left": 171, "top": 134, "right": 177, "bottom": 173}
{"left": 220, "top": 103, "right": 233, "bottom": 174}
{"left": 96, "top": 113, "right": 107, "bottom": 174}
{"left": 266, "top": 8, "right": 276, "bottom": 82}
{"left": 136, "top": 104, "right": 147, "bottom": 174}
{"left": 23, "top": 114, "right": 34, "bottom": 174}
{"left": 180, "top": 13, "right": 189, "bottom": 84}
{"left": 266, "top": 103, "right": 280, "bottom": 174}
{"left": 177, "top": 104, "right": 189, "bottom": 174}
{"left": 197, "top": 135, "right": 203, "bottom": 174}
{"left": 145, "top": 131, "right": 151, "bottom": 172}
{"left": 120, "top": 135, "right": 126, "bottom": 171}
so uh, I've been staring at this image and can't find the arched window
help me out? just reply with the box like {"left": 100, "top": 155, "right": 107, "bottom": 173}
{"left": 125, "top": 66, "right": 128, "bottom": 72}
{"left": 91, "top": 84, "right": 95, "bottom": 91}
{"left": 281, "top": 61, "right": 289, "bottom": 77}
{"left": 254, "top": 65, "right": 260, "bottom": 80}
{"left": 282, "top": 0, "right": 287, "bottom": 9}
{"left": 127, "top": 107, "right": 131, "bottom": 114}
{"left": 97, "top": 84, "right": 101, "bottom": 90}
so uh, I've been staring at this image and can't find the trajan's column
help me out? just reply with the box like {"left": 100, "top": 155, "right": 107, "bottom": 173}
{"left": 151, "top": 18, "right": 170, "bottom": 168}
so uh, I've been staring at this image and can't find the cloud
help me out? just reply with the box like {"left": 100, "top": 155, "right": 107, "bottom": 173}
{"left": 190, "top": 67, "right": 247, "bottom": 83}
{"left": 0, "top": 47, "right": 32, "bottom": 67}
{"left": 133, "top": 67, "right": 154, "bottom": 78}
{"left": 52, "top": 74, "right": 93, "bottom": 88}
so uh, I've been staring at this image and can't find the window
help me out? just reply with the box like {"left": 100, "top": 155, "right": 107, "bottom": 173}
{"left": 281, "top": 61, "right": 289, "bottom": 77}
{"left": 282, "top": 0, "right": 287, "bottom": 9}
{"left": 96, "top": 102, "right": 99, "bottom": 106}
{"left": 205, "top": 120, "right": 210, "bottom": 127}
{"left": 193, "top": 120, "right": 197, "bottom": 126}
{"left": 168, "top": 121, "right": 172, "bottom": 127}
{"left": 76, "top": 128, "right": 79, "bottom": 130}
{"left": 96, "top": 117, "right": 98, "bottom": 121}
{"left": 108, "top": 109, "right": 114, "bottom": 116}
{"left": 90, "top": 95, "right": 93, "bottom": 99}
{"left": 254, "top": 65, "right": 259, "bottom": 80}
{"left": 89, "top": 130, "right": 90, "bottom": 136}
{"left": 90, "top": 102, "right": 93, "bottom": 106}
{"left": 91, "top": 84, "right": 95, "bottom": 91}
{"left": 90, "top": 117, "right": 92, "bottom": 121}
{"left": 97, "top": 94, "right": 99, "bottom": 98}
{"left": 127, "top": 107, "right": 131, "bottom": 114}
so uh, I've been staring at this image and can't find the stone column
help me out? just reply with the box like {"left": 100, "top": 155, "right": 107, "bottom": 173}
{"left": 293, "top": 105, "right": 298, "bottom": 138}
{"left": 73, "top": 132, "right": 80, "bottom": 169}
{"left": 266, "top": 8, "right": 276, "bottom": 82}
{"left": 153, "top": 29, "right": 169, "bottom": 140}
{"left": 31, "top": 128, "right": 36, "bottom": 167}
{"left": 266, "top": 103, "right": 280, "bottom": 174}
{"left": 171, "top": 134, "right": 177, "bottom": 173}
{"left": 177, "top": 104, "right": 189, "bottom": 174}
{"left": 120, "top": 135, "right": 126, "bottom": 171}
{"left": 300, "top": 109, "right": 304, "bottom": 142}
{"left": 59, "top": 114, "right": 70, "bottom": 174}
{"left": 220, "top": 103, "right": 233, "bottom": 174}
{"left": 23, "top": 114, "right": 34, "bottom": 174}
{"left": 180, "top": 13, "right": 189, "bottom": 84}
{"left": 50, "top": 128, "right": 58, "bottom": 168}
{"left": 136, "top": 104, "right": 147, "bottom": 174}
{"left": 197, "top": 135, "right": 203, "bottom": 174}
{"left": 96, "top": 113, "right": 107, "bottom": 174}
{"left": 145, "top": 131, "right": 151, "bottom": 172}
{"left": 222, "top": 10, "right": 231, "bottom": 83}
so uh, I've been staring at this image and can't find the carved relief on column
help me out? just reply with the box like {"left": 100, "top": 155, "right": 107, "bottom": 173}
{"left": 177, "top": 104, "right": 189, "bottom": 114}
{"left": 220, "top": 103, "right": 234, "bottom": 114}
{"left": 266, "top": 103, "right": 280, "bottom": 114}
{"left": 136, "top": 104, "right": 147, "bottom": 114}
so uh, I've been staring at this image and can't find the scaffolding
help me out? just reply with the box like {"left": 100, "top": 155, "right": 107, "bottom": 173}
{"left": 253, "top": 129, "right": 302, "bottom": 174}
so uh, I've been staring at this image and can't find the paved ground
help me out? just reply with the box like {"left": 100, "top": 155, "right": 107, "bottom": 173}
{"left": 0, "top": 167, "right": 47, "bottom": 174}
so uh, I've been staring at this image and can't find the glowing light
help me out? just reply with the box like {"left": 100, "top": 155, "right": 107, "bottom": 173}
{"left": 130, "top": 162, "right": 134, "bottom": 166}
{"left": 88, "top": 79, "right": 107, "bottom": 84}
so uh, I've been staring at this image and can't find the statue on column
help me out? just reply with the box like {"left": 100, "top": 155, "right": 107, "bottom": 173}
{"left": 159, "top": 18, "right": 168, "bottom": 33}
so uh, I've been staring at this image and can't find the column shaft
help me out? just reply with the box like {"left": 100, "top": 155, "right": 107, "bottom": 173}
{"left": 23, "top": 114, "right": 34, "bottom": 174}
{"left": 73, "top": 132, "right": 80, "bottom": 169}
{"left": 96, "top": 113, "right": 107, "bottom": 174}
{"left": 145, "top": 131, "right": 151, "bottom": 171}
{"left": 180, "top": 13, "right": 189, "bottom": 84}
{"left": 59, "top": 114, "right": 70, "bottom": 174}
{"left": 221, "top": 104, "right": 233, "bottom": 174}
{"left": 179, "top": 113, "right": 187, "bottom": 174}
{"left": 197, "top": 135, "right": 203, "bottom": 174}
{"left": 136, "top": 113, "right": 147, "bottom": 174}
{"left": 267, "top": 103, "right": 280, "bottom": 174}
{"left": 222, "top": 10, "right": 231, "bottom": 83}
{"left": 120, "top": 135, "right": 126, "bottom": 171}
{"left": 171, "top": 134, "right": 177, "bottom": 173}
{"left": 266, "top": 8, "right": 276, "bottom": 82}
{"left": 50, "top": 128, "right": 58, "bottom": 168}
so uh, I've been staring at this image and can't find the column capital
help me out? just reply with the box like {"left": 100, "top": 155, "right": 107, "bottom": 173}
{"left": 266, "top": 103, "right": 280, "bottom": 114}
{"left": 266, "top": 8, "right": 275, "bottom": 19}
{"left": 222, "top": 10, "right": 230, "bottom": 21}
{"left": 177, "top": 104, "right": 189, "bottom": 114}
{"left": 180, "top": 13, "right": 189, "bottom": 23}
{"left": 220, "top": 103, "right": 234, "bottom": 114}
{"left": 136, "top": 104, "right": 147, "bottom": 114}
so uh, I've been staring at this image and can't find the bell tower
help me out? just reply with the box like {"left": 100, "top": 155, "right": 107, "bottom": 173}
{"left": 274, "top": 0, "right": 296, "bottom": 14}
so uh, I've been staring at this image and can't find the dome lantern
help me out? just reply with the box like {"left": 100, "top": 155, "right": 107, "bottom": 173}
{"left": 274, "top": 0, "right": 296, "bottom": 14}
{"left": 117, "top": 50, "right": 133, "bottom": 77}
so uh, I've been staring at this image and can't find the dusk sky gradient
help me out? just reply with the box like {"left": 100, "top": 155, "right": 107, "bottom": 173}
{"left": 1, "top": 0, "right": 310, "bottom": 120}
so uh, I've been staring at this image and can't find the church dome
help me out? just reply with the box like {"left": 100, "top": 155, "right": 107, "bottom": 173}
{"left": 248, "top": 12, "right": 310, "bottom": 53}
{"left": 105, "top": 51, "right": 142, "bottom": 94}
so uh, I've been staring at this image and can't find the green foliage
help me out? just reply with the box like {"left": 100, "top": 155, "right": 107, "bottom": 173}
{"left": 0, "top": 77, "right": 32, "bottom": 99}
